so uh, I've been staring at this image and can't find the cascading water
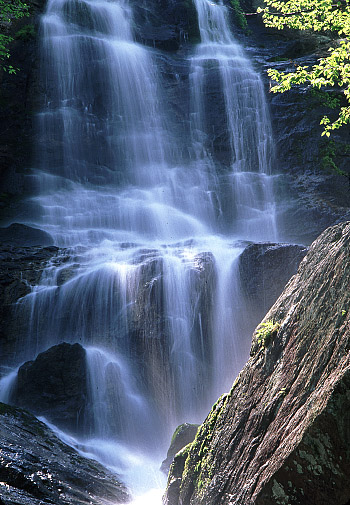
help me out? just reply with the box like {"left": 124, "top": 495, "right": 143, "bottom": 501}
{"left": 0, "top": 0, "right": 280, "bottom": 500}
{"left": 190, "top": 0, "right": 277, "bottom": 240}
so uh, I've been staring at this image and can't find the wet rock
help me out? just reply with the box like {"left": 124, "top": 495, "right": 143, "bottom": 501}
{"left": 0, "top": 244, "right": 61, "bottom": 364}
{"left": 239, "top": 242, "right": 307, "bottom": 321}
{"left": 128, "top": 251, "right": 216, "bottom": 416}
{"left": 164, "top": 221, "right": 350, "bottom": 505}
{"left": 161, "top": 423, "right": 200, "bottom": 474}
{"left": 0, "top": 223, "right": 53, "bottom": 246}
{"left": 0, "top": 0, "right": 45, "bottom": 222}
{"left": 0, "top": 402, "right": 130, "bottom": 505}
{"left": 240, "top": 14, "right": 350, "bottom": 244}
{"left": 12, "top": 342, "right": 88, "bottom": 433}
{"left": 0, "top": 244, "right": 59, "bottom": 303}
{"left": 166, "top": 444, "right": 192, "bottom": 505}
{"left": 131, "top": 0, "right": 200, "bottom": 51}
{"left": 269, "top": 80, "right": 350, "bottom": 244}
{"left": 56, "top": 263, "right": 80, "bottom": 286}
{"left": 265, "top": 48, "right": 350, "bottom": 243}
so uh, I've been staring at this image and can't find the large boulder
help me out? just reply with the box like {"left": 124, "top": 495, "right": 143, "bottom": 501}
{"left": 12, "top": 342, "right": 88, "bottom": 433}
{"left": 164, "top": 221, "right": 350, "bottom": 505}
{"left": 161, "top": 423, "right": 200, "bottom": 474}
{"left": 239, "top": 242, "right": 308, "bottom": 321}
{"left": 0, "top": 402, "right": 130, "bottom": 505}
{"left": 0, "top": 223, "right": 53, "bottom": 246}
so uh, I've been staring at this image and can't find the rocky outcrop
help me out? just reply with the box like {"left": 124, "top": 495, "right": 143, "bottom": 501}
{"left": 268, "top": 75, "right": 350, "bottom": 244}
{"left": 0, "top": 402, "right": 130, "bottom": 505}
{"left": 0, "top": 223, "right": 53, "bottom": 246}
{"left": 164, "top": 221, "right": 350, "bottom": 505}
{"left": 0, "top": 244, "right": 63, "bottom": 365}
{"left": 11, "top": 342, "right": 87, "bottom": 433}
{"left": 239, "top": 242, "right": 307, "bottom": 322}
{"left": 161, "top": 423, "right": 200, "bottom": 475}
{"left": 244, "top": 14, "right": 350, "bottom": 244}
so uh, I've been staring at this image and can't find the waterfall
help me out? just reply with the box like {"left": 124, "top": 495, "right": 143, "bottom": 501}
{"left": 191, "top": 0, "right": 277, "bottom": 240}
{"left": 0, "top": 368, "right": 18, "bottom": 404}
{"left": 0, "top": 0, "right": 280, "bottom": 499}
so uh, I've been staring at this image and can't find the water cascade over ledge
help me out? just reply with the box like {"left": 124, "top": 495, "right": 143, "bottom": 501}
{"left": 0, "top": 0, "right": 280, "bottom": 500}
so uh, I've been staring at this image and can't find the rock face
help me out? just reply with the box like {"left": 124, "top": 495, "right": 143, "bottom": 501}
{"left": 242, "top": 13, "right": 350, "bottom": 244}
{"left": 0, "top": 244, "right": 62, "bottom": 365}
{"left": 161, "top": 423, "right": 200, "bottom": 474}
{"left": 269, "top": 77, "right": 350, "bottom": 244}
{"left": 0, "top": 0, "right": 46, "bottom": 224}
{"left": 0, "top": 223, "right": 53, "bottom": 246}
{"left": 239, "top": 242, "right": 308, "bottom": 322}
{"left": 164, "top": 221, "right": 350, "bottom": 505}
{"left": 12, "top": 342, "right": 88, "bottom": 433}
{"left": 0, "top": 402, "right": 130, "bottom": 505}
{"left": 131, "top": 0, "right": 200, "bottom": 51}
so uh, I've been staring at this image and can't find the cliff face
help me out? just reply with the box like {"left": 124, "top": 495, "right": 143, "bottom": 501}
{"left": 240, "top": 10, "right": 350, "bottom": 244}
{"left": 0, "top": 0, "right": 46, "bottom": 224}
{"left": 0, "top": 243, "right": 61, "bottom": 364}
{"left": 164, "top": 221, "right": 350, "bottom": 505}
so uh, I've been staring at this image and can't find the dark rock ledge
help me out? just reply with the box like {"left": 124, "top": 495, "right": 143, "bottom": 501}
{"left": 0, "top": 243, "right": 63, "bottom": 365}
{"left": 0, "top": 402, "right": 130, "bottom": 505}
{"left": 164, "top": 221, "right": 350, "bottom": 505}
{"left": 0, "top": 223, "right": 53, "bottom": 247}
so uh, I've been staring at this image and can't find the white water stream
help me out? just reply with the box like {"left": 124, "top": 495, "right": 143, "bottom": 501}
{"left": 0, "top": 0, "right": 280, "bottom": 501}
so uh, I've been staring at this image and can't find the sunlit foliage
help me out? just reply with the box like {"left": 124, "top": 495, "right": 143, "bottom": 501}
{"left": 258, "top": 0, "right": 350, "bottom": 135}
